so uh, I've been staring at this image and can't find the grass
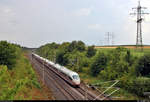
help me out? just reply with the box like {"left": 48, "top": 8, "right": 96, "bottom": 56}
{"left": 96, "top": 47, "right": 150, "bottom": 57}
{"left": 0, "top": 52, "right": 54, "bottom": 100}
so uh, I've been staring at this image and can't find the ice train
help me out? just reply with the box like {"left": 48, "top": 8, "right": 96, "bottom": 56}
{"left": 32, "top": 53, "right": 80, "bottom": 86}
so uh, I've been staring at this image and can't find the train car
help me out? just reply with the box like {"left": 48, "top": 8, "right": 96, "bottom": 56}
{"left": 31, "top": 53, "right": 80, "bottom": 86}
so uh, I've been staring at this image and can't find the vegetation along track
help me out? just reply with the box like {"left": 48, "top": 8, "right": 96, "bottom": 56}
{"left": 27, "top": 53, "right": 108, "bottom": 100}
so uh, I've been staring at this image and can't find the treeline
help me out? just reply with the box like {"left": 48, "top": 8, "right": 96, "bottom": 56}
{"left": 37, "top": 41, "right": 150, "bottom": 97}
{"left": 36, "top": 41, "right": 96, "bottom": 72}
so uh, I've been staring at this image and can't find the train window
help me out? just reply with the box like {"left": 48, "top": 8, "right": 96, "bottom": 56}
{"left": 72, "top": 75, "right": 79, "bottom": 80}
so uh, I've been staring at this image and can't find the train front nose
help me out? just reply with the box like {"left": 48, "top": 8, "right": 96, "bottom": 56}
{"left": 76, "top": 81, "right": 80, "bottom": 85}
{"left": 72, "top": 75, "right": 80, "bottom": 85}
{"left": 74, "top": 78, "right": 80, "bottom": 85}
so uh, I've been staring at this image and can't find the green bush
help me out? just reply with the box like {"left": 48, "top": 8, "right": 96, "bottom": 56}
{"left": 80, "top": 56, "right": 90, "bottom": 67}
{"left": 0, "top": 54, "right": 41, "bottom": 100}
{"left": 86, "top": 45, "right": 96, "bottom": 58}
{"left": 0, "top": 41, "right": 21, "bottom": 69}
{"left": 137, "top": 53, "right": 150, "bottom": 76}
{"left": 90, "top": 52, "right": 108, "bottom": 77}
{"left": 99, "top": 47, "right": 136, "bottom": 80}
{"left": 119, "top": 76, "right": 150, "bottom": 96}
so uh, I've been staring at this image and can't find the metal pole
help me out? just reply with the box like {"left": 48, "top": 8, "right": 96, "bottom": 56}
{"left": 84, "top": 83, "right": 87, "bottom": 100}
{"left": 31, "top": 54, "right": 32, "bottom": 60}
{"left": 54, "top": 51, "right": 56, "bottom": 64}
{"left": 78, "top": 57, "right": 79, "bottom": 72}
{"left": 43, "top": 59, "right": 44, "bottom": 83}
{"left": 85, "top": 84, "right": 87, "bottom": 100}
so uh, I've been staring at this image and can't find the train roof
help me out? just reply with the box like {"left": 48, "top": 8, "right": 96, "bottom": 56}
{"left": 60, "top": 66, "right": 78, "bottom": 77}
{"left": 33, "top": 53, "right": 79, "bottom": 78}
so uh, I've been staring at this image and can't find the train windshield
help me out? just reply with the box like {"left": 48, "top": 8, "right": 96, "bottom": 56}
{"left": 72, "top": 75, "right": 79, "bottom": 80}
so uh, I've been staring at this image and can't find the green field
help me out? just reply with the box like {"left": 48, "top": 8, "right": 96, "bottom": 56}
{"left": 96, "top": 48, "right": 150, "bottom": 57}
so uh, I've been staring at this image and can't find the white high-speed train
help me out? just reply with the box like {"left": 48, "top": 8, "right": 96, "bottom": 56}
{"left": 32, "top": 53, "right": 80, "bottom": 86}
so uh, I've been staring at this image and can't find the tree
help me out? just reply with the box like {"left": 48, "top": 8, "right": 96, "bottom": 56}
{"left": 36, "top": 42, "right": 60, "bottom": 59}
{"left": 0, "top": 41, "right": 20, "bottom": 69}
{"left": 68, "top": 51, "right": 85, "bottom": 72}
{"left": 137, "top": 54, "right": 150, "bottom": 76}
{"left": 56, "top": 50, "right": 68, "bottom": 66}
{"left": 77, "top": 41, "right": 85, "bottom": 52}
{"left": 67, "top": 41, "right": 77, "bottom": 52}
{"left": 99, "top": 47, "right": 137, "bottom": 80}
{"left": 86, "top": 46, "right": 96, "bottom": 57}
{"left": 67, "top": 41, "right": 85, "bottom": 52}
{"left": 90, "top": 52, "right": 107, "bottom": 77}
{"left": 59, "top": 42, "right": 70, "bottom": 51}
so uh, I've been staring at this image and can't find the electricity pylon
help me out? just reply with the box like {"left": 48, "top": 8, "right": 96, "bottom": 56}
{"left": 130, "top": 1, "right": 149, "bottom": 51}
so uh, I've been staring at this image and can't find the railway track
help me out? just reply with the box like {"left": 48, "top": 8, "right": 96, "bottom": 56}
{"left": 27, "top": 53, "right": 108, "bottom": 100}
{"left": 31, "top": 55, "right": 79, "bottom": 100}
{"left": 76, "top": 87, "right": 94, "bottom": 100}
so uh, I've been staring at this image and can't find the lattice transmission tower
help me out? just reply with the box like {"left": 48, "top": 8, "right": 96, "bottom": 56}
{"left": 130, "top": 1, "right": 149, "bottom": 51}
{"left": 105, "top": 32, "right": 114, "bottom": 46}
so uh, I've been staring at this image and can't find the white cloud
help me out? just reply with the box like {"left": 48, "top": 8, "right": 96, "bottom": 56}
{"left": 71, "top": 8, "right": 92, "bottom": 16}
{"left": 0, "top": 6, "right": 15, "bottom": 21}
{"left": 0, "top": 5, "right": 17, "bottom": 30}
{"left": 3, "top": 8, "right": 12, "bottom": 13}
{"left": 88, "top": 24, "right": 101, "bottom": 31}
{"left": 0, "top": 6, "right": 14, "bottom": 15}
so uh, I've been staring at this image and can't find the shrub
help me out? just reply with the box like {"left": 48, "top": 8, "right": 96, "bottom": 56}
{"left": 137, "top": 54, "right": 150, "bottom": 76}
{"left": 119, "top": 76, "right": 150, "bottom": 96}
{"left": 80, "top": 57, "right": 90, "bottom": 67}
{"left": 90, "top": 52, "right": 107, "bottom": 77}
{"left": 0, "top": 41, "right": 21, "bottom": 69}
{"left": 86, "top": 46, "right": 96, "bottom": 58}
{"left": 99, "top": 47, "right": 135, "bottom": 80}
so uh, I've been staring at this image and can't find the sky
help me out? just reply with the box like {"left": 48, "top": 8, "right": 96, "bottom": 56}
{"left": 0, "top": 0, "right": 150, "bottom": 48}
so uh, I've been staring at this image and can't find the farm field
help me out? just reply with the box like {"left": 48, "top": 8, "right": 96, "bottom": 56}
{"left": 95, "top": 45, "right": 150, "bottom": 49}
{"left": 95, "top": 46, "right": 150, "bottom": 57}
